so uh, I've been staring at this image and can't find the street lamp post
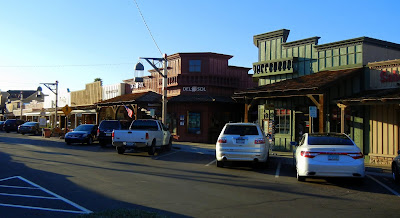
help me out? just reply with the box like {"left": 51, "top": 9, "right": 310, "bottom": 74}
{"left": 20, "top": 91, "right": 23, "bottom": 120}
{"left": 135, "top": 54, "right": 168, "bottom": 124}
{"left": 39, "top": 81, "right": 59, "bottom": 128}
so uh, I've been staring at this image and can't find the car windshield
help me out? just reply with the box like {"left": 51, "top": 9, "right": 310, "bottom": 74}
{"left": 223, "top": 125, "right": 259, "bottom": 136}
{"left": 130, "top": 120, "right": 158, "bottom": 131}
{"left": 23, "top": 122, "right": 37, "bottom": 126}
{"left": 308, "top": 134, "right": 354, "bottom": 145}
{"left": 74, "top": 125, "right": 93, "bottom": 132}
{"left": 100, "top": 121, "right": 120, "bottom": 130}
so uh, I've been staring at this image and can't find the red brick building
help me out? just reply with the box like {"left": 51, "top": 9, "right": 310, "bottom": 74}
{"left": 126, "top": 52, "right": 256, "bottom": 143}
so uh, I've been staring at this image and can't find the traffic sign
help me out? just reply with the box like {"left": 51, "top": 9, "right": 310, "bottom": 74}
{"left": 309, "top": 106, "right": 317, "bottom": 118}
{"left": 62, "top": 105, "right": 72, "bottom": 116}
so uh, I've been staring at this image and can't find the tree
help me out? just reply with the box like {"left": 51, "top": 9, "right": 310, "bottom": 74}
{"left": 94, "top": 78, "right": 103, "bottom": 86}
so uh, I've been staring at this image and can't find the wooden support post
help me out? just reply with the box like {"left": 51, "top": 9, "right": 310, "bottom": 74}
{"left": 307, "top": 94, "right": 324, "bottom": 133}
{"left": 244, "top": 103, "right": 249, "bottom": 123}
{"left": 337, "top": 103, "right": 347, "bottom": 134}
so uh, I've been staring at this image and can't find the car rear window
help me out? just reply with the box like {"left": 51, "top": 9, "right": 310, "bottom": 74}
{"left": 308, "top": 135, "right": 354, "bottom": 145}
{"left": 223, "top": 125, "right": 259, "bottom": 136}
{"left": 24, "top": 122, "right": 37, "bottom": 126}
{"left": 130, "top": 120, "right": 159, "bottom": 131}
{"left": 100, "top": 121, "right": 120, "bottom": 130}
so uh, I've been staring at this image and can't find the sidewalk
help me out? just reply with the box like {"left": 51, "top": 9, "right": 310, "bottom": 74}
{"left": 172, "top": 141, "right": 392, "bottom": 176}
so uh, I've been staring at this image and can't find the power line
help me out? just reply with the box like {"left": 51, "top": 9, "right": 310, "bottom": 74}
{"left": 132, "top": 0, "right": 163, "bottom": 56}
{"left": 0, "top": 63, "right": 135, "bottom": 68}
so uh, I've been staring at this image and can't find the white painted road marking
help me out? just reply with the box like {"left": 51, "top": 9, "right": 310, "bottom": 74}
{"left": 275, "top": 162, "right": 281, "bottom": 178}
{"left": 0, "top": 176, "right": 92, "bottom": 214}
{"left": 206, "top": 159, "right": 216, "bottom": 166}
{"left": 367, "top": 175, "right": 400, "bottom": 197}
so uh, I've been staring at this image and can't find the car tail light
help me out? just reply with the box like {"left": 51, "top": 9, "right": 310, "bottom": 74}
{"left": 112, "top": 131, "right": 114, "bottom": 139}
{"left": 217, "top": 137, "right": 227, "bottom": 143}
{"left": 97, "top": 129, "right": 100, "bottom": 136}
{"left": 300, "top": 151, "right": 319, "bottom": 158}
{"left": 347, "top": 152, "right": 364, "bottom": 159}
{"left": 146, "top": 132, "right": 149, "bottom": 140}
{"left": 254, "top": 138, "right": 265, "bottom": 144}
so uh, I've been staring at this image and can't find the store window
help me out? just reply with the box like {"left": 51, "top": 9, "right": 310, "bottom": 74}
{"left": 188, "top": 112, "right": 201, "bottom": 134}
{"left": 189, "top": 60, "right": 201, "bottom": 72}
{"left": 274, "top": 109, "right": 291, "bottom": 134}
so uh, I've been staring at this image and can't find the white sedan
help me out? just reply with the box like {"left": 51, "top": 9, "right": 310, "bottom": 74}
{"left": 294, "top": 133, "right": 365, "bottom": 182}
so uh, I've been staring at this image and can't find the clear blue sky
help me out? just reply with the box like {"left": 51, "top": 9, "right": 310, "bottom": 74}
{"left": 0, "top": 0, "right": 399, "bottom": 93}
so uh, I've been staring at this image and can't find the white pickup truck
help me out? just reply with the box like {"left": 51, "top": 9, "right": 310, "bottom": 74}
{"left": 112, "top": 119, "right": 172, "bottom": 155}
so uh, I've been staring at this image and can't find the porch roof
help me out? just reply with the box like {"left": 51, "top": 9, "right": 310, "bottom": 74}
{"left": 95, "top": 91, "right": 161, "bottom": 106}
{"left": 233, "top": 67, "right": 363, "bottom": 99}
{"left": 336, "top": 88, "right": 400, "bottom": 105}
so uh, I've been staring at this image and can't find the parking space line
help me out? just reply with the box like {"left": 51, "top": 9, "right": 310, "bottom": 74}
{"left": 0, "top": 193, "right": 58, "bottom": 199}
{"left": 0, "top": 176, "right": 92, "bottom": 214}
{"left": 206, "top": 159, "right": 216, "bottom": 166}
{"left": 275, "top": 162, "right": 281, "bottom": 178}
{"left": 0, "top": 185, "right": 39, "bottom": 189}
{"left": 0, "top": 203, "right": 91, "bottom": 214}
{"left": 367, "top": 175, "right": 400, "bottom": 197}
{"left": 154, "top": 151, "right": 180, "bottom": 160}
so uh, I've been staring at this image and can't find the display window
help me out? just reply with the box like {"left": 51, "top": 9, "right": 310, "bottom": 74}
{"left": 187, "top": 112, "right": 201, "bottom": 134}
{"left": 274, "top": 109, "right": 291, "bottom": 134}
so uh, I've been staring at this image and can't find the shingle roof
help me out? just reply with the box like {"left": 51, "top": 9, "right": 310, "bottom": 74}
{"left": 169, "top": 95, "right": 236, "bottom": 103}
{"left": 96, "top": 91, "right": 161, "bottom": 106}
{"left": 234, "top": 68, "right": 363, "bottom": 97}
{"left": 337, "top": 88, "right": 400, "bottom": 103}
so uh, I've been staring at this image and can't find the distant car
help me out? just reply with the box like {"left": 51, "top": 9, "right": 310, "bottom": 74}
{"left": 294, "top": 133, "right": 365, "bottom": 182}
{"left": 392, "top": 150, "right": 400, "bottom": 184}
{"left": 97, "top": 120, "right": 129, "bottom": 147}
{"left": 215, "top": 122, "right": 270, "bottom": 168}
{"left": 18, "top": 122, "right": 40, "bottom": 135}
{"left": 0, "top": 121, "right": 5, "bottom": 131}
{"left": 65, "top": 124, "right": 98, "bottom": 145}
{"left": 4, "top": 119, "right": 25, "bottom": 133}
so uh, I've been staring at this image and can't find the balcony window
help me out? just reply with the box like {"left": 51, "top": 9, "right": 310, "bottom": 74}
{"left": 189, "top": 60, "right": 201, "bottom": 72}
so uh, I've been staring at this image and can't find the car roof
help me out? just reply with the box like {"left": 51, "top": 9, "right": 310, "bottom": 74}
{"left": 307, "top": 133, "right": 347, "bottom": 137}
{"left": 225, "top": 122, "right": 257, "bottom": 126}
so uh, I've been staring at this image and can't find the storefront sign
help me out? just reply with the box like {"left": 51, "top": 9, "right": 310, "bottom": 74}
{"left": 253, "top": 57, "right": 298, "bottom": 77}
{"left": 380, "top": 70, "right": 400, "bottom": 83}
{"left": 131, "top": 83, "right": 144, "bottom": 89}
{"left": 182, "top": 86, "right": 206, "bottom": 92}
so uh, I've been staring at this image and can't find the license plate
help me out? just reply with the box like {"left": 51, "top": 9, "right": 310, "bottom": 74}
{"left": 236, "top": 138, "right": 245, "bottom": 144}
{"left": 328, "top": 155, "right": 339, "bottom": 161}
{"left": 106, "top": 133, "right": 111, "bottom": 136}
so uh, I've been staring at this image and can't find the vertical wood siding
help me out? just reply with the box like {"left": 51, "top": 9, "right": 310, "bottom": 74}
{"left": 370, "top": 104, "right": 399, "bottom": 156}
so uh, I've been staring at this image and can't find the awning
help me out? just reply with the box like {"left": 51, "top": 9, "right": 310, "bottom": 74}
{"left": 96, "top": 91, "right": 161, "bottom": 106}
{"left": 233, "top": 68, "right": 363, "bottom": 99}
{"left": 71, "top": 109, "right": 96, "bottom": 114}
{"left": 169, "top": 95, "right": 237, "bottom": 103}
{"left": 336, "top": 88, "right": 400, "bottom": 105}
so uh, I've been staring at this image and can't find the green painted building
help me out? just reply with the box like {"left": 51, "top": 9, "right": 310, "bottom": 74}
{"left": 235, "top": 29, "right": 400, "bottom": 155}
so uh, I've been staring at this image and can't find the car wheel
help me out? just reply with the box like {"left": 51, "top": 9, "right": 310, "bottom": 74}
{"left": 297, "top": 169, "right": 305, "bottom": 182}
{"left": 35, "top": 130, "right": 39, "bottom": 135}
{"left": 116, "top": 146, "right": 125, "bottom": 154}
{"left": 148, "top": 141, "right": 156, "bottom": 155}
{"left": 22, "top": 133, "right": 25, "bottom": 135}
{"left": 392, "top": 164, "right": 400, "bottom": 183}
{"left": 87, "top": 137, "right": 93, "bottom": 145}
{"left": 216, "top": 160, "right": 224, "bottom": 168}
{"left": 66, "top": 141, "right": 71, "bottom": 145}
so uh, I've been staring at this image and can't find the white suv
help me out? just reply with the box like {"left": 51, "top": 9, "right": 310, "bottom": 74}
{"left": 216, "top": 123, "right": 270, "bottom": 168}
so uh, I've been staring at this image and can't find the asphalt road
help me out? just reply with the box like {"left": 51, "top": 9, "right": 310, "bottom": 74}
{"left": 1, "top": 132, "right": 400, "bottom": 218}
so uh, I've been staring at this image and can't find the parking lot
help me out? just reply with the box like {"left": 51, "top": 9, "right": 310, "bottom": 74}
{"left": 1, "top": 132, "right": 400, "bottom": 217}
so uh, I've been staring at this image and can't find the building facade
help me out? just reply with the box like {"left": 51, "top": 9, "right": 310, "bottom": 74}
{"left": 124, "top": 52, "right": 256, "bottom": 143}
{"left": 234, "top": 29, "right": 400, "bottom": 160}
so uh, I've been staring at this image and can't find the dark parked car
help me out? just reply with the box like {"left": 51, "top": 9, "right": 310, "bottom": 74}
{"left": 4, "top": 119, "right": 25, "bottom": 133}
{"left": 97, "top": 120, "right": 129, "bottom": 147}
{"left": 65, "top": 124, "right": 98, "bottom": 145}
{"left": 392, "top": 150, "right": 400, "bottom": 184}
{"left": 0, "top": 121, "right": 5, "bottom": 131}
{"left": 18, "top": 122, "right": 40, "bottom": 135}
